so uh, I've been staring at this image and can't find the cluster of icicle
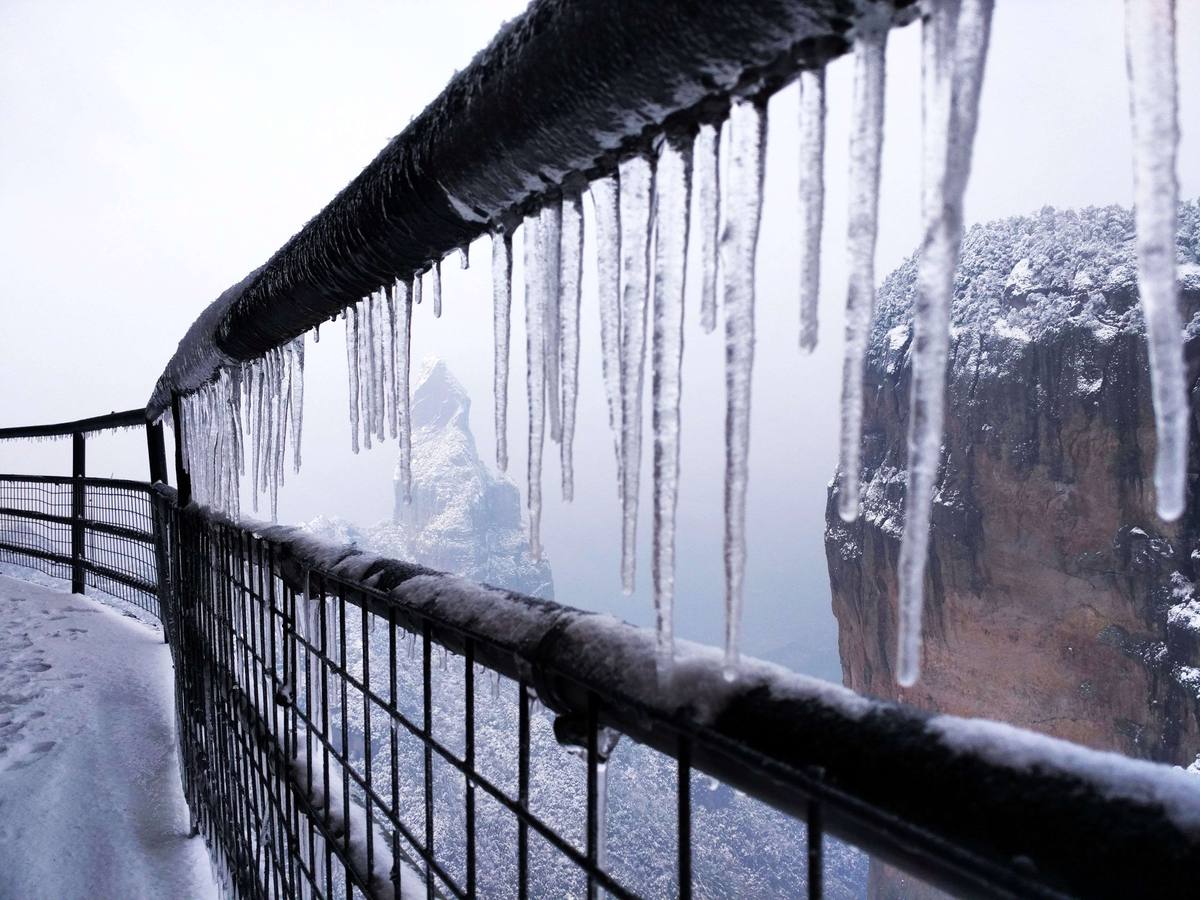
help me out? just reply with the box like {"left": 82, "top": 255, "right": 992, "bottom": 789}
{"left": 340, "top": 251, "right": 474, "bottom": 502}
{"left": 182, "top": 0, "right": 1185, "bottom": 691}
{"left": 487, "top": 0, "right": 1186, "bottom": 688}
{"left": 483, "top": 103, "right": 764, "bottom": 681}
{"left": 179, "top": 337, "right": 305, "bottom": 521}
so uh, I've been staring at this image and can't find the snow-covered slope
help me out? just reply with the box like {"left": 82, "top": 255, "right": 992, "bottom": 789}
{"left": 302, "top": 357, "right": 552, "bottom": 599}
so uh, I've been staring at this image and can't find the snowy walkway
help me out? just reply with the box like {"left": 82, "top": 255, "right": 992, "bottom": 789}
{"left": 0, "top": 574, "right": 217, "bottom": 898}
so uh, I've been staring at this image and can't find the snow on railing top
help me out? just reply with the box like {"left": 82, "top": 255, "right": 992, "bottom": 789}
{"left": 177, "top": 501, "right": 1200, "bottom": 896}
{"left": 0, "top": 407, "right": 147, "bottom": 442}
{"left": 160, "top": 0, "right": 1189, "bottom": 689}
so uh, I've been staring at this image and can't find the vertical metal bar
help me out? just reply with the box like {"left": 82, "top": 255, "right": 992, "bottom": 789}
{"left": 422, "top": 621, "right": 435, "bottom": 900}
{"left": 807, "top": 799, "right": 823, "bottom": 900}
{"left": 586, "top": 694, "right": 599, "bottom": 900}
{"left": 362, "top": 594, "right": 375, "bottom": 885}
{"left": 464, "top": 640, "right": 477, "bottom": 898}
{"left": 518, "top": 680, "right": 530, "bottom": 900}
{"left": 677, "top": 737, "right": 692, "bottom": 900}
{"left": 71, "top": 430, "right": 85, "bottom": 594}
{"left": 146, "top": 419, "right": 169, "bottom": 484}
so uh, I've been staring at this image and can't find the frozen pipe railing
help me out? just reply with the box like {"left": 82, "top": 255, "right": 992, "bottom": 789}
{"left": 151, "top": 0, "right": 1189, "bottom": 693}
{"left": 146, "top": 0, "right": 918, "bottom": 416}
{"left": 224, "top": 512, "right": 1200, "bottom": 900}
{"left": 0, "top": 407, "right": 147, "bottom": 441}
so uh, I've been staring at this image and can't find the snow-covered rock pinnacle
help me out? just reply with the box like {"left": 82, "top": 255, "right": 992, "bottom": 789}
{"left": 305, "top": 357, "right": 553, "bottom": 599}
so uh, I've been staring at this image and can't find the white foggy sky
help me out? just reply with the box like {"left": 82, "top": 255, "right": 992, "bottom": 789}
{"left": 1, "top": 1, "right": 1197, "bottom": 677}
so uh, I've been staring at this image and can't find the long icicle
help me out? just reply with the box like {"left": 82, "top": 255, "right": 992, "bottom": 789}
{"left": 590, "top": 174, "right": 624, "bottom": 484}
{"left": 346, "top": 305, "right": 361, "bottom": 454}
{"left": 397, "top": 279, "right": 414, "bottom": 502}
{"left": 695, "top": 122, "right": 722, "bottom": 335}
{"left": 838, "top": 22, "right": 889, "bottom": 522}
{"left": 292, "top": 336, "right": 305, "bottom": 473}
{"left": 524, "top": 214, "right": 546, "bottom": 559}
{"left": 651, "top": 136, "right": 692, "bottom": 678}
{"left": 560, "top": 194, "right": 584, "bottom": 500}
{"left": 385, "top": 285, "right": 398, "bottom": 440}
{"left": 373, "top": 290, "right": 387, "bottom": 443}
{"left": 492, "top": 232, "right": 513, "bottom": 472}
{"left": 618, "top": 154, "right": 656, "bottom": 594}
{"left": 541, "top": 202, "right": 563, "bottom": 444}
{"left": 797, "top": 68, "right": 827, "bottom": 352}
{"left": 361, "top": 298, "right": 375, "bottom": 450}
{"left": 432, "top": 261, "right": 443, "bottom": 319}
{"left": 897, "top": 0, "right": 993, "bottom": 688}
{"left": 1125, "top": 0, "right": 1186, "bottom": 521}
{"left": 721, "top": 97, "right": 768, "bottom": 678}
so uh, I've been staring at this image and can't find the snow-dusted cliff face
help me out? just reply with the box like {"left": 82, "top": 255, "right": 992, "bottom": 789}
{"left": 304, "top": 358, "right": 552, "bottom": 599}
{"left": 826, "top": 202, "right": 1200, "bottom": 764}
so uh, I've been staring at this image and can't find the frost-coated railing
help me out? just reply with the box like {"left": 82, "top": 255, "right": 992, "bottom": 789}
{"left": 0, "top": 407, "right": 166, "bottom": 612}
{"left": 153, "top": 0, "right": 1192, "bottom": 701}
{"left": 0, "top": 409, "right": 1197, "bottom": 896}
{"left": 154, "top": 489, "right": 1200, "bottom": 900}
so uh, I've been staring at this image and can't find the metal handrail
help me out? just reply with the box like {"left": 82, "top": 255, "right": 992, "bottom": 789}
{"left": 0, "top": 407, "right": 146, "bottom": 440}
{"left": 161, "top": 492, "right": 1200, "bottom": 899}
{"left": 147, "top": 0, "right": 919, "bottom": 415}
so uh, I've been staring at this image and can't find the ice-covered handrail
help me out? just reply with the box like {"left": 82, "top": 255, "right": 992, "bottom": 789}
{"left": 0, "top": 407, "right": 146, "bottom": 441}
{"left": 146, "top": 0, "right": 919, "bottom": 418}
{"left": 210, "top": 507, "right": 1200, "bottom": 899}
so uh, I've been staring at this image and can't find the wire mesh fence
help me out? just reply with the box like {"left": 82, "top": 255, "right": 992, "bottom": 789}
{"left": 0, "top": 473, "right": 159, "bottom": 615}
{"left": 162, "top": 502, "right": 852, "bottom": 900}
{"left": 1, "top": 458, "right": 1194, "bottom": 898}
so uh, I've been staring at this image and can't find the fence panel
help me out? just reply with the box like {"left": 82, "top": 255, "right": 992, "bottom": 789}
{"left": 0, "top": 473, "right": 159, "bottom": 616}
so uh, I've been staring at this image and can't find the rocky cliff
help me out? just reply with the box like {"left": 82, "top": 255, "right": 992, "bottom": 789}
{"left": 826, "top": 202, "right": 1200, "bottom": 765}
{"left": 303, "top": 357, "right": 552, "bottom": 599}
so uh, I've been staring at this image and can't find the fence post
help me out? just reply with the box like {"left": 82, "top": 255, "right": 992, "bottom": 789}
{"left": 171, "top": 392, "right": 192, "bottom": 506}
{"left": 146, "top": 419, "right": 169, "bottom": 485}
{"left": 71, "top": 430, "right": 85, "bottom": 594}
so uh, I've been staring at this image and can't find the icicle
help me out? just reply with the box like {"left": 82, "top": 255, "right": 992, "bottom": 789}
{"left": 397, "top": 279, "right": 414, "bottom": 502}
{"left": 459, "top": 246, "right": 469, "bottom": 269}
{"left": 694, "top": 122, "right": 722, "bottom": 335}
{"left": 524, "top": 215, "right": 546, "bottom": 559}
{"left": 286, "top": 345, "right": 302, "bottom": 476}
{"left": 618, "top": 155, "right": 655, "bottom": 594}
{"left": 254, "top": 362, "right": 268, "bottom": 510}
{"left": 384, "top": 286, "right": 398, "bottom": 440}
{"left": 432, "top": 261, "right": 443, "bottom": 319}
{"left": 492, "top": 233, "right": 513, "bottom": 472}
{"left": 896, "top": 0, "right": 993, "bottom": 688}
{"left": 590, "top": 174, "right": 624, "bottom": 480}
{"left": 837, "top": 23, "right": 889, "bottom": 523}
{"left": 560, "top": 194, "right": 584, "bottom": 501}
{"left": 720, "top": 98, "right": 767, "bottom": 678}
{"left": 797, "top": 68, "right": 827, "bottom": 352}
{"left": 541, "top": 203, "right": 563, "bottom": 444}
{"left": 346, "top": 305, "right": 361, "bottom": 454}
{"left": 374, "top": 291, "right": 388, "bottom": 443}
{"left": 651, "top": 136, "right": 692, "bottom": 678}
{"left": 413, "top": 272, "right": 423, "bottom": 305}
{"left": 1125, "top": 0, "right": 1186, "bottom": 521}
{"left": 314, "top": 323, "right": 321, "bottom": 343}
{"left": 360, "top": 299, "right": 374, "bottom": 451}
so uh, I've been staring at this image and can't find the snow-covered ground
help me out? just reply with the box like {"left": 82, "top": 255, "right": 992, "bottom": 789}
{"left": 0, "top": 572, "right": 217, "bottom": 898}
